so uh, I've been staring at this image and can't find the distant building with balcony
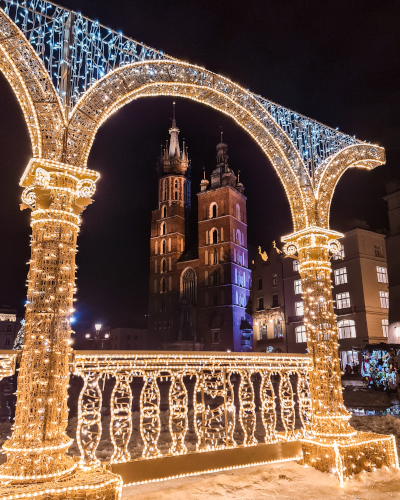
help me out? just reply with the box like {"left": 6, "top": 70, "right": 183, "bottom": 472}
{"left": 251, "top": 229, "right": 389, "bottom": 367}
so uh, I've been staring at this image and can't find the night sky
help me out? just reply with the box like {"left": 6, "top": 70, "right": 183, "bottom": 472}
{"left": 0, "top": 0, "right": 399, "bottom": 332}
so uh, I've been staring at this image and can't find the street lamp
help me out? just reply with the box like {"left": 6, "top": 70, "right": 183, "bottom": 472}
{"left": 85, "top": 323, "right": 110, "bottom": 350}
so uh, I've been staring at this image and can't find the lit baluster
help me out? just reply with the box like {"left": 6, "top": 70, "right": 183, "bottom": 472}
{"left": 260, "top": 371, "right": 277, "bottom": 443}
{"left": 110, "top": 372, "right": 133, "bottom": 463}
{"left": 140, "top": 371, "right": 162, "bottom": 458}
{"left": 297, "top": 370, "right": 312, "bottom": 436}
{"left": 76, "top": 372, "right": 103, "bottom": 466}
{"left": 239, "top": 371, "right": 257, "bottom": 446}
{"left": 279, "top": 372, "right": 295, "bottom": 440}
{"left": 168, "top": 373, "right": 188, "bottom": 455}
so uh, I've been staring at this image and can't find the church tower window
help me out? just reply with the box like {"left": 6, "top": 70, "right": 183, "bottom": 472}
{"left": 161, "top": 239, "right": 166, "bottom": 254}
{"left": 161, "top": 258, "right": 166, "bottom": 273}
{"left": 212, "top": 229, "right": 218, "bottom": 244}
{"left": 181, "top": 268, "right": 196, "bottom": 302}
{"left": 162, "top": 205, "right": 167, "bottom": 218}
{"left": 161, "top": 222, "right": 166, "bottom": 235}
{"left": 236, "top": 204, "right": 240, "bottom": 220}
{"left": 161, "top": 278, "right": 166, "bottom": 293}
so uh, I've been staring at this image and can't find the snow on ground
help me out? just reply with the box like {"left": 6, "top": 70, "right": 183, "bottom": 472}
{"left": 122, "top": 462, "right": 400, "bottom": 500}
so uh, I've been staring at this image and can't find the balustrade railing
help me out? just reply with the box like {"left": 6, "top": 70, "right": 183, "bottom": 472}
{"left": 71, "top": 351, "right": 312, "bottom": 470}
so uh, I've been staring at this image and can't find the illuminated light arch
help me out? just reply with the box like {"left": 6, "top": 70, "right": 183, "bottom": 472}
{"left": 66, "top": 60, "right": 313, "bottom": 231}
{"left": 0, "top": 9, "right": 65, "bottom": 160}
{"left": 315, "top": 143, "right": 385, "bottom": 228}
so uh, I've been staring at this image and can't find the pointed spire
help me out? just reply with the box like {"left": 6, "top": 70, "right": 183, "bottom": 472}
{"left": 169, "top": 101, "right": 180, "bottom": 157}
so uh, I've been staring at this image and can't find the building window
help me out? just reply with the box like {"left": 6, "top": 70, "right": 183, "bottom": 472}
{"left": 211, "top": 229, "right": 218, "bottom": 244}
{"left": 258, "top": 297, "right": 264, "bottom": 311}
{"left": 296, "top": 325, "right": 307, "bottom": 343}
{"left": 293, "top": 260, "right": 300, "bottom": 272}
{"left": 161, "top": 239, "right": 166, "bottom": 254}
{"left": 236, "top": 204, "right": 240, "bottom": 220}
{"left": 5, "top": 337, "right": 10, "bottom": 345}
{"left": 6, "top": 325, "right": 12, "bottom": 332}
{"left": 274, "top": 320, "right": 283, "bottom": 338}
{"left": 161, "top": 222, "right": 166, "bottom": 235}
{"left": 295, "top": 301, "right": 304, "bottom": 316}
{"left": 294, "top": 280, "right": 302, "bottom": 295}
{"left": 162, "top": 205, "right": 167, "bottom": 218}
{"left": 333, "top": 245, "right": 345, "bottom": 260}
{"left": 379, "top": 291, "right": 389, "bottom": 308}
{"left": 210, "top": 203, "right": 217, "bottom": 219}
{"left": 376, "top": 266, "right": 388, "bottom": 283}
{"left": 336, "top": 292, "right": 350, "bottom": 309}
{"left": 375, "top": 245, "right": 384, "bottom": 257}
{"left": 382, "top": 319, "right": 389, "bottom": 337}
{"left": 337, "top": 319, "right": 356, "bottom": 339}
{"left": 212, "top": 330, "right": 220, "bottom": 343}
{"left": 213, "top": 248, "right": 218, "bottom": 265}
{"left": 258, "top": 278, "right": 262, "bottom": 290}
{"left": 272, "top": 293, "right": 279, "bottom": 308}
{"left": 260, "top": 321, "right": 267, "bottom": 340}
{"left": 161, "top": 278, "right": 166, "bottom": 294}
{"left": 163, "top": 180, "right": 167, "bottom": 201}
{"left": 272, "top": 273, "right": 277, "bottom": 287}
{"left": 181, "top": 267, "right": 196, "bottom": 302}
{"left": 161, "top": 258, "right": 166, "bottom": 273}
{"left": 174, "top": 190, "right": 178, "bottom": 200}
{"left": 334, "top": 267, "right": 348, "bottom": 285}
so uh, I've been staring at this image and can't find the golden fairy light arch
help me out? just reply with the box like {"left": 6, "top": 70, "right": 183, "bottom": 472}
{"left": 0, "top": 9, "right": 65, "bottom": 160}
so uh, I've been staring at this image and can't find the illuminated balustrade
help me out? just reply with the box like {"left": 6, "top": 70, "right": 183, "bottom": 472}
{"left": 71, "top": 350, "right": 312, "bottom": 480}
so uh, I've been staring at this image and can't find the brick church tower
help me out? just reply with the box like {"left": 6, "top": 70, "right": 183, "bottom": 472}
{"left": 197, "top": 135, "right": 253, "bottom": 351}
{"left": 148, "top": 104, "right": 201, "bottom": 350}
{"left": 148, "top": 107, "right": 252, "bottom": 352}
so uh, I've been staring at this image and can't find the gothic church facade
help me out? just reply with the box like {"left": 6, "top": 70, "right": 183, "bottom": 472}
{"left": 148, "top": 106, "right": 252, "bottom": 352}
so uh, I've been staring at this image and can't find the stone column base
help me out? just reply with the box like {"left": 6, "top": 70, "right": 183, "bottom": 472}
{"left": 301, "top": 432, "right": 399, "bottom": 484}
{"left": 0, "top": 466, "right": 122, "bottom": 499}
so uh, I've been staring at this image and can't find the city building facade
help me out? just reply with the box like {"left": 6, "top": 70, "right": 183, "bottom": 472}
{"left": 109, "top": 328, "right": 147, "bottom": 350}
{"left": 0, "top": 308, "right": 20, "bottom": 350}
{"left": 384, "top": 181, "right": 400, "bottom": 343}
{"left": 251, "top": 229, "right": 389, "bottom": 367}
{"left": 147, "top": 107, "right": 252, "bottom": 351}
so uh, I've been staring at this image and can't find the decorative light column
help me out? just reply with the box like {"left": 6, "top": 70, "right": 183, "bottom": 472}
{"left": 0, "top": 159, "right": 121, "bottom": 499}
{"left": 282, "top": 227, "right": 398, "bottom": 483}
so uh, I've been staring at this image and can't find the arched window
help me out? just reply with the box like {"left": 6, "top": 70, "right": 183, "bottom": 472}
{"left": 236, "top": 230, "right": 240, "bottom": 244}
{"left": 213, "top": 248, "right": 218, "bottom": 265}
{"left": 210, "top": 203, "right": 218, "bottom": 219}
{"left": 161, "top": 239, "right": 166, "bottom": 254}
{"left": 174, "top": 191, "right": 178, "bottom": 200}
{"left": 162, "top": 205, "right": 167, "bottom": 218}
{"left": 212, "top": 229, "right": 218, "bottom": 244}
{"left": 181, "top": 268, "right": 196, "bottom": 302}
{"left": 337, "top": 320, "right": 356, "bottom": 339}
{"left": 161, "top": 258, "right": 166, "bottom": 273}
{"left": 163, "top": 180, "right": 167, "bottom": 201}
{"left": 236, "top": 204, "right": 240, "bottom": 220}
{"left": 161, "top": 222, "right": 166, "bottom": 235}
{"left": 161, "top": 278, "right": 166, "bottom": 293}
{"left": 174, "top": 179, "right": 179, "bottom": 200}
{"left": 175, "top": 180, "right": 178, "bottom": 189}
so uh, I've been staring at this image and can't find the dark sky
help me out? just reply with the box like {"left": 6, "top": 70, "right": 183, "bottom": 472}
{"left": 0, "top": 0, "right": 399, "bottom": 331}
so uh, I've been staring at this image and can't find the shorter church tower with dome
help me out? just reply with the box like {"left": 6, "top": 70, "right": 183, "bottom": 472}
{"left": 148, "top": 105, "right": 252, "bottom": 352}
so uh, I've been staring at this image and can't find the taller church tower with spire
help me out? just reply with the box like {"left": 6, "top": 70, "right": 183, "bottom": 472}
{"left": 148, "top": 107, "right": 252, "bottom": 352}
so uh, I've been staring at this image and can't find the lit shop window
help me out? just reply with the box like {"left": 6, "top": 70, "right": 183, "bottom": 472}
{"left": 379, "top": 291, "right": 389, "bottom": 308}
{"left": 337, "top": 320, "right": 356, "bottom": 339}
{"left": 336, "top": 292, "right": 350, "bottom": 309}
{"left": 376, "top": 266, "right": 388, "bottom": 283}
{"left": 334, "top": 267, "right": 348, "bottom": 286}
{"left": 296, "top": 325, "right": 307, "bottom": 343}
{"left": 382, "top": 319, "right": 389, "bottom": 337}
{"left": 294, "top": 280, "right": 302, "bottom": 295}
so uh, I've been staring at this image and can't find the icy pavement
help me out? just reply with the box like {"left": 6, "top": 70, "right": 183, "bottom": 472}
{"left": 122, "top": 461, "right": 400, "bottom": 499}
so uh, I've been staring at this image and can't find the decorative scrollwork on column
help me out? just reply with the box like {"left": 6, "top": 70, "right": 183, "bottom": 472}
{"left": 239, "top": 371, "right": 257, "bottom": 446}
{"left": 140, "top": 371, "right": 162, "bottom": 459}
{"left": 279, "top": 372, "right": 295, "bottom": 440}
{"left": 110, "top": 372, "right": 133, "bottom": 463}
{"left": 260, "top": 371, "right": 277, "bottom": 443}
{"left": 297, "top": 370, "right": 312, "bottom": 436}
{"left": 76, "top": 372, "right": 103, "bottom": 466}
{"left": 168, "top": 373, "right": 188, "bottom": 455}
